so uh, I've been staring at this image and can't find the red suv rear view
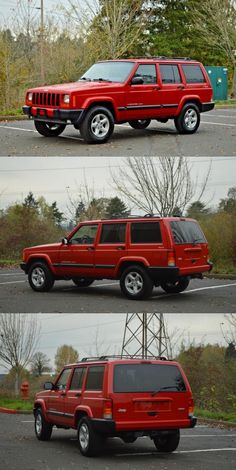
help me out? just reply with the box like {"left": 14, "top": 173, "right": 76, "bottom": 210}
{"left": 21, "top": 215, "right": 212, "bottom": 300}
{"left": 34, "top": 356, "right": 197, "bottom": 457}
{"left": 23, "top": 57, "right": 214, "bottom": 144}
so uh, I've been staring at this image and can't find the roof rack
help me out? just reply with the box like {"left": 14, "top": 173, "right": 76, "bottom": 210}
{"left": 101, "top": 213, "right": 160, "bottom": 220}
{"left": 133, "top": 56, "right": 192, "bottom": 61}
{"left": 81, "top": 355, "right": 169, "bottom": 362}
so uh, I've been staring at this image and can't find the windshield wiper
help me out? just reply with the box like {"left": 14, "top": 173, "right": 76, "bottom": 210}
{"left": 79, "top": 77, "right": 91, "bottom": 81}
{"left": 151, "top": 386, "right": 179, "bottom": 396}
{"left": 92, "top": 77, "right": 112, "bottom": 82}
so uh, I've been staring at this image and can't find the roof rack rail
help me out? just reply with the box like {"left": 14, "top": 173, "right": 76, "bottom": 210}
{"left": 101, "top": 213, "right": 161, "bottom": 220}
{"left": 81, "top": 355, "right": 169, "bottom": 362}
{"left": 132, "top": 56, "right": 192, "bottom": 61}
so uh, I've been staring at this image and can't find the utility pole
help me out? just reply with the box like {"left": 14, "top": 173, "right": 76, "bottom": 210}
{"left": 121, "top": 313, "right": 171, "bottom": 359}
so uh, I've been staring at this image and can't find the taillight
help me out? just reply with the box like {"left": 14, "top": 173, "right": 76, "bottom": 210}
{"left": 168, "top": 251, "right": 176, "bottom": 267}
{"left": 103, "top": 399, "right": 113, "bottom": 420}
{"left": 188, "top": 398, "right": 194, "bottom": 416}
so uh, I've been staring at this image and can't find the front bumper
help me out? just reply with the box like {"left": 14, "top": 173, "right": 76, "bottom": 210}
{"left": 22, "top": 105, "right": 85, "bottom": 125}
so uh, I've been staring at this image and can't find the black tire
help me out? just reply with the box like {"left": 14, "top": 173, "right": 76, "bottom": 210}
{"left": 34, "top": 408, "right": 53, "bottom": 441}
{"left": 154, "top": 430, "right": 180, "bottom": 452}
{"left": 174, "top": 103, "right": 200, "bottom": 134}
{"left": 34, "top": 120, "right": 66, "bottom": 137}
{"left": 120, "top": 264, "right": 153, "bottom": 300}
{"left": 72, "top": 278, "right": 94, "bottom": 287}
{"left": 161, "top": 277, "right": 189, "bottom": 294}
{"left": 156, "top": 118, "right": 168, "bottom": 123}
{"left": 28, "top": 261, "right": 55, "bottom": 292}
{"left": 77, "top": 417, "right": 103, "bottom": 457}
{"left": 80, "top": 106, "right": 114, "bottom": 143}
{"left": 128, "top": 119, "right": 151, "bottom": 129}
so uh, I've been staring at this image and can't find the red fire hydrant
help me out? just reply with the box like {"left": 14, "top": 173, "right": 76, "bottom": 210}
{"left": 20, "top": 381, "right": 29, "bottom": 400}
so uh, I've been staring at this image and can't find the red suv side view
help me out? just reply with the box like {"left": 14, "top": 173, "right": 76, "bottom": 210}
{"left": 23, "top": 57, "right": 214, "bottom": 144}
{"left": 34, "top": 356, "right": 197, "bottom": 457}
{"left": 21, "top": 215, "right": 212, "bottom": 300}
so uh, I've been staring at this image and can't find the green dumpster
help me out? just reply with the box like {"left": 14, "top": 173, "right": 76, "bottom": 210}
{"left": 205, "top": 66, "right": 228, "bottom": 100}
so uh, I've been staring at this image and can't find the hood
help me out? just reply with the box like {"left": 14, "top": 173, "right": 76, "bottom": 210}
{"left": 24, "top": 242, "right": 62, "bottom": 252}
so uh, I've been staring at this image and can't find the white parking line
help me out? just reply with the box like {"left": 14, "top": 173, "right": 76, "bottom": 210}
{"left": 0, "top": 272, "right": 24, "bottom": 277}
{"left": 201, "top": 121, "right": 236, "bottom": 127}
{"left": 116, "top": 448, "right": 236, "bottom": 457}
{"left": 207, "top": 114, "right": 236, "bottom": 119}
{"left": 182, "top": 434, "right": 236, "bottom": 438}
{"left": 0, "top": 125, "right": 36, "bottom": 132}
{"left": 0, "top": 280, "right": 25, "bottom": 285}
{"left": 187, "top": 283, "right": 236, "bottom": 294}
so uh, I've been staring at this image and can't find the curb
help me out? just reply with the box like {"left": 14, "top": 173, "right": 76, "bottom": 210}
{"left": 0, "top": 115, "right": 27, "bottom": 121}
{"left": 198, "top": 417, "right": 236, "bottom": 429}
{"left": 0, "top": 406, "right": 32, "bottom": 415}
{"left": 205, "top": 273, "right": 236, "bottom": 280}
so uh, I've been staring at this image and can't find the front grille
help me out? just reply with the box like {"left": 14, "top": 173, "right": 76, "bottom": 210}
{"left": 32, "top": 92, "right": 60, "bottom": 107}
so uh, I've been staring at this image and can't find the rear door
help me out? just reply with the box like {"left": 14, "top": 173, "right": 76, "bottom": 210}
{"left": 93, "top": 222, "right": 127, "bottom": 278}
{"left": 157, "top": 63, "right": 186, "bottom": 117}
{"left": 128, "top": 221, "right": 168, "bottom": 268}
{"left": 111, "top": 363, "right": 191, "bottom": 428}
{"left": 169, "top": 220, "right": 209, "bottom": 273}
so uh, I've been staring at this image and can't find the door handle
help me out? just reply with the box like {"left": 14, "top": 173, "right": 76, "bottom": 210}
{"left": 59, "top": 391, "right": 66, "bottom": 397}
{"left": 153, "top": 85, "right": 160, "bottom": 91}
{"left": 177, "top": 85, "right": 185, "bottom": 89}
{"left": 87, "top": 246, "right": 95, "bottom": 251}
{"left": 75, "top": 392, "right": 81, "bottom": 397}
{"left": 116, "top": 246, "right": 125, "bottom": 250}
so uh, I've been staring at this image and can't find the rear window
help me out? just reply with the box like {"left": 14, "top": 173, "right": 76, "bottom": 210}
{"left": 131, "top": 222, "right": 162, "bottom": 244}
{"left": 85, "top": 366, "right": 104, "bottom": 391}
{"left": 170, "top": 221, "right": 206, "bottom": 244}
{"left": 113, "top": 364, "right": 186, "bottom": 393}
{"left": 182, "top": 64, "right": 205, "bottom": 83}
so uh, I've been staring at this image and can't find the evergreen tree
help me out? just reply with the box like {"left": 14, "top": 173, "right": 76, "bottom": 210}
{"left": 105, "top": 197, "right": 130, "bottom": 218}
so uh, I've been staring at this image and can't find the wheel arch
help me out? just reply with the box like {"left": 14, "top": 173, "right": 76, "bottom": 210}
{"left": 25, "top": 255, "right": 56, "bottom": 275}
{"left": 83, "top": 100, "right": 117, "bottom": 121}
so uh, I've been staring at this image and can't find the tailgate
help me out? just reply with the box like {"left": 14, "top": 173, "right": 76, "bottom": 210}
{"left": 170, "top": 220, "right": 209, "bottom": 271}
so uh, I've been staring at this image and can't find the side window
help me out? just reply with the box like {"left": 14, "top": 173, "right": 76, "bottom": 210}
{"left": 182, "top": 65, "right": 206, "bottom": 83}
{"left": 133, "top": 64, "right": 157, "bottom": 84}
{"left": 160, "top": 64, "right": 181, "bottom": 84}
{"left": 100, "top": 223, "right": 126, "bottom": 243}
{"left": 70, "top": 224, "right": 98, "bottom": 245}
{"left": 56, "top": 368, "right": 72, "bottom": 390}
{"left": 70, "top": 367, "right": 86, "bottom": 390}
{"left": 85, "top": 366, "right": 104, "bottom": 391}
{"left": 131, "top": 222, "right": 162, "bottom": 244}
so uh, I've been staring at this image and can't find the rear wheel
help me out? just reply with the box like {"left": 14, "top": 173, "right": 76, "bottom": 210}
{"left": 28, "top": 262, "right": 54, "bottom": 292}
{"left": 120, "top": 265, "right": 153, "bottom": 300}
{"left": 34, "top": 409, "right": 53, "bottom": 441}
{"left": 154, "top": 430, "right": 180, "bottom": 452}
{"left": 72, "top": 278, "right": 94, "bottom": 287}
{"left": 78, "top": 417, "right": 103, "bottom": 457}
{"left": 80, "top": 106, "right": 114, "bottom": 143}
{"left": 129, "top": 119, "right": 151, "bottom": 129}
{"left": 161, "top": 277, "right": 189, "bottom": 294}
{"left": 174, "top": 103, "right": 200, "bottom": 134}
{"left": 34, "top": 120, "right": 66, "bottom": 137}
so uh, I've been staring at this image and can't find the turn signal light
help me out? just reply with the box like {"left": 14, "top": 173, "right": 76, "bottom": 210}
{"left": 103, "top": 399, "right": 113, "bottom": 419}
{"left": 168, "top": 251, "right": 176, "bottom": 267}
{"left": 188, "top": 398, "right": 194, "bottom": 416}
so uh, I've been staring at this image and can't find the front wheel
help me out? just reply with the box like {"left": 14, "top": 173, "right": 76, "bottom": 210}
{"left": 78, "top": 417, "right": 103, "bottom": 457}
{"left": 28, "top": 262, "right": 54, "bottom": 292}
{"left": 120, "top": 265, "right": 153, "bottom": 300}
{"left": 35, "top": 409, "right": 53, "bottom": 441}
{"left": 160, "top": 277, "right": 189, "bottom": 294}
{"left": 174, "top": 103, "right": 200, "bottom": 134}
{"left": 80, "top": 106, "right": 114, "bottom": 144}
{"left": 129, "top": 119, "right": 151, "bottom": 129}
{"left": 154, "top": 430, "right": 180, "bottom": 452}
{"left": 72, "top": 278, "right": 94, "bottom": 288}
{"left": 34, "top": 120, "right": 66, "bottom": 137}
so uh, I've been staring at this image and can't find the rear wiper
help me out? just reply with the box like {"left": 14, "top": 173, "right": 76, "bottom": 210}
{"left": 151, "top": 386, "right": 179, "bottom": 396}
{"left": 192, "top": 238, "right": 203, "bottom": 244}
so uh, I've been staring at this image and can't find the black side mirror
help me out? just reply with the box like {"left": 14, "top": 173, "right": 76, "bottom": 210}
{"left": 131, "top": 76, "right": 144, "bottom": 85}
{"left": 44, "top": 382, "right": 54, "bottom": 391}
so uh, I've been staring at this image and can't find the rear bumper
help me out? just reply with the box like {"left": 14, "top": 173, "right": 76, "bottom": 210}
{"left": 91, "top": 417, "right": 197, "bottom": 435}
{"left": 22, "top": 105, "right": 85, "bottom": 125}
{"left": 91, "top": 418, "right": 116, "bottom": 434}
{"left": 201, "top": 102, "right": 215, "bottom": 112}
{"left": 147, "top": 267, "right": 179, "bottom": 282}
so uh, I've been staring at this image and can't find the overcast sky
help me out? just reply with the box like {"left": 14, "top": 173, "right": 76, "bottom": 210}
{"left": 0, "top": 156, "right": 235, "bottom": 220}
{"left": 0, "top": 313, "right": 232, "bottom": 374}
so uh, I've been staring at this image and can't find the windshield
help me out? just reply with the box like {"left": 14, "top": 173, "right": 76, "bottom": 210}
{"left": 79, "top": 61, "right": 135, "bottom": 83}
{"left": 113, "top": 364, "right": 186, "bottom": 393}
{"left": 170, "top": 221, "right": 206, "bottom": 244}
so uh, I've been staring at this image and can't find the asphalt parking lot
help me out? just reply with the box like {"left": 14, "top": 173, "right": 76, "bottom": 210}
{"left": 0, "top": 268, "right": 236, "bottom": 313}
{"left": 0, "top": 107, "right": 235, "bottom": 156}
{"left": 0, "top": 413, "right": 235, "bottom": 470}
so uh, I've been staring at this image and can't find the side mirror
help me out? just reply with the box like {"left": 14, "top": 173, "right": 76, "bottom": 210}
{"left": 131, "top": 76, "right": 144, "bottom": 85}
{"left": 44, "top": 382, "right": 54, "bottom": 391}
{"left": 62, "top": 237, "right": 68, "bottom": 245}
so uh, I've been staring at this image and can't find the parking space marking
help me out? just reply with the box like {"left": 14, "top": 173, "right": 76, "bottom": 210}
{"left": 116, "top": 448, "right": 236, "bottom": 457}
{"left": 0, "top": 273, "right": 24, "bottom": 277}
{"left": 201, "top": 121, "right": 236, "bottom": 127}
{"left": 187, "top": 283, "right": 236, "bottom": 293}
{"left": 0, "top": 125, "right": 36, "bottom": 132}
{"left": 0, "top": 280, "right": 25, "bottom": 285}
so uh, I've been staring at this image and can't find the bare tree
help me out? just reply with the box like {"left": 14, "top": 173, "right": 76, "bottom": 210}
{"left": 191, "top": 0, "right": 236, "bottom": 96}
{"left": 65, "top": 0, "right": 150, "bottom": 60}
{"left": 0, "top": 314, "right": 40, "bottom": 395}
{"left": 221, "top": 314, "right": 236, "bottom": 345}
{"left": 111, "top": 156, "right": 211, "bottom": 216}
{"left": 30, "top": 351, "right": 51, "bottom": 376}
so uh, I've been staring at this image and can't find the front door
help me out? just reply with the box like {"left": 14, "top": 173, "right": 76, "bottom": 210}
{"left": 47, "top": 367, "right": 72, "bottom": 425}
{"left": 125, "top": 64, "right": 161, "bottom": 120}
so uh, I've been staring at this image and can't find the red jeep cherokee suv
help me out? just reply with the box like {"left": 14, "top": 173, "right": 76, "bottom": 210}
{"left": 34, "top": 356, "right": 197, "bottom": 457}
{"left": 23, "top": 57, "right": 214, "bottom": 144}
{"left": 21, "top": 215, "right": 212, "bottom": 300}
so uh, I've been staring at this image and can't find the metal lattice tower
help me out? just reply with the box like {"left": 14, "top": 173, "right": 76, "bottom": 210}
{"left": 121, "top": 313, "right": 171, "bottom": 359}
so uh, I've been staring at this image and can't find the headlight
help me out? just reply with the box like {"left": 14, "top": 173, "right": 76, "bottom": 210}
{"left": 28, "top": 92, "right": 33, "bottom": 101}
{"left": 63, "top": 94, "right": 70, "bottom": 104}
